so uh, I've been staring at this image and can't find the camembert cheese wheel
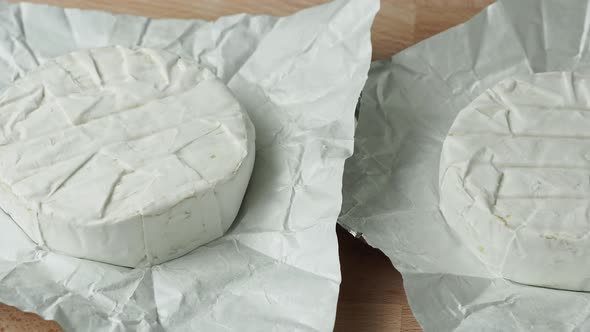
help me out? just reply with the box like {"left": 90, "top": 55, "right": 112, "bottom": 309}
{"left": 440, "top": 72, "right": 590, "bottom": 291}
{"left": 0, "top": 47, "right": 255, "bottom": 267}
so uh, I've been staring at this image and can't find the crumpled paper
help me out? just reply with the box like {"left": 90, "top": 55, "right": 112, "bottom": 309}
{"left": 341, "top": 0, "right": 590, "bottom": 331}
{"left": 0, "top": 0, "right": 378, "bottom": 330}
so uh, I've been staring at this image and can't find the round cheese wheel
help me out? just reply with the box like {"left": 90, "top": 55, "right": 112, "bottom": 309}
{"left": 440, "top": 72, "right": 590, "bottom": 291}
{"left": 0, "top": 47, "right": 255, "bottom": 267}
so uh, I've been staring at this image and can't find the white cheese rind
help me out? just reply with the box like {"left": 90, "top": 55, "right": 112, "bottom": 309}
{"left": 0, "top": 47, "right": 255, "bottom": 267}
{"left": 440, "top": 72, "right": 590, "bottom": 291}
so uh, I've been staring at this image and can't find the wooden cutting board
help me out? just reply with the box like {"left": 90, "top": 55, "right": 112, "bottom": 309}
{"left": 2, "top": 1, "right": 493, "bottom": 331}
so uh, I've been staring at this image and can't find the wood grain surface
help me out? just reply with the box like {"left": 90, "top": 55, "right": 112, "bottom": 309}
{"left": 12, "top": 0, "right": 493, "bottom": 60}
{"left": 0, "top": 303, "right": 63, "bottom": 332}
{"left": 335, "top": 226, "right": 422, "bottom": 332}
{"left": 2, "top": 1, "right": 493, "bottom": 331}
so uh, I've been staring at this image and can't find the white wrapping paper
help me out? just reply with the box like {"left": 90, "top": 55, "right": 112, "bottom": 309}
{"left": 0, "top": 0, "right": 378, "bottom": 330}
{"left": 341, "top": 0, "right": 590, "bottom": 331}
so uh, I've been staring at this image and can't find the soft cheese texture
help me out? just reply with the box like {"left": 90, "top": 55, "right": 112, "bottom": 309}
{"left": 440, "top": 72, "right": 590, "bottom": 291}
{"left": 0, "top": 47, "right": 255, "bottom": 267}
